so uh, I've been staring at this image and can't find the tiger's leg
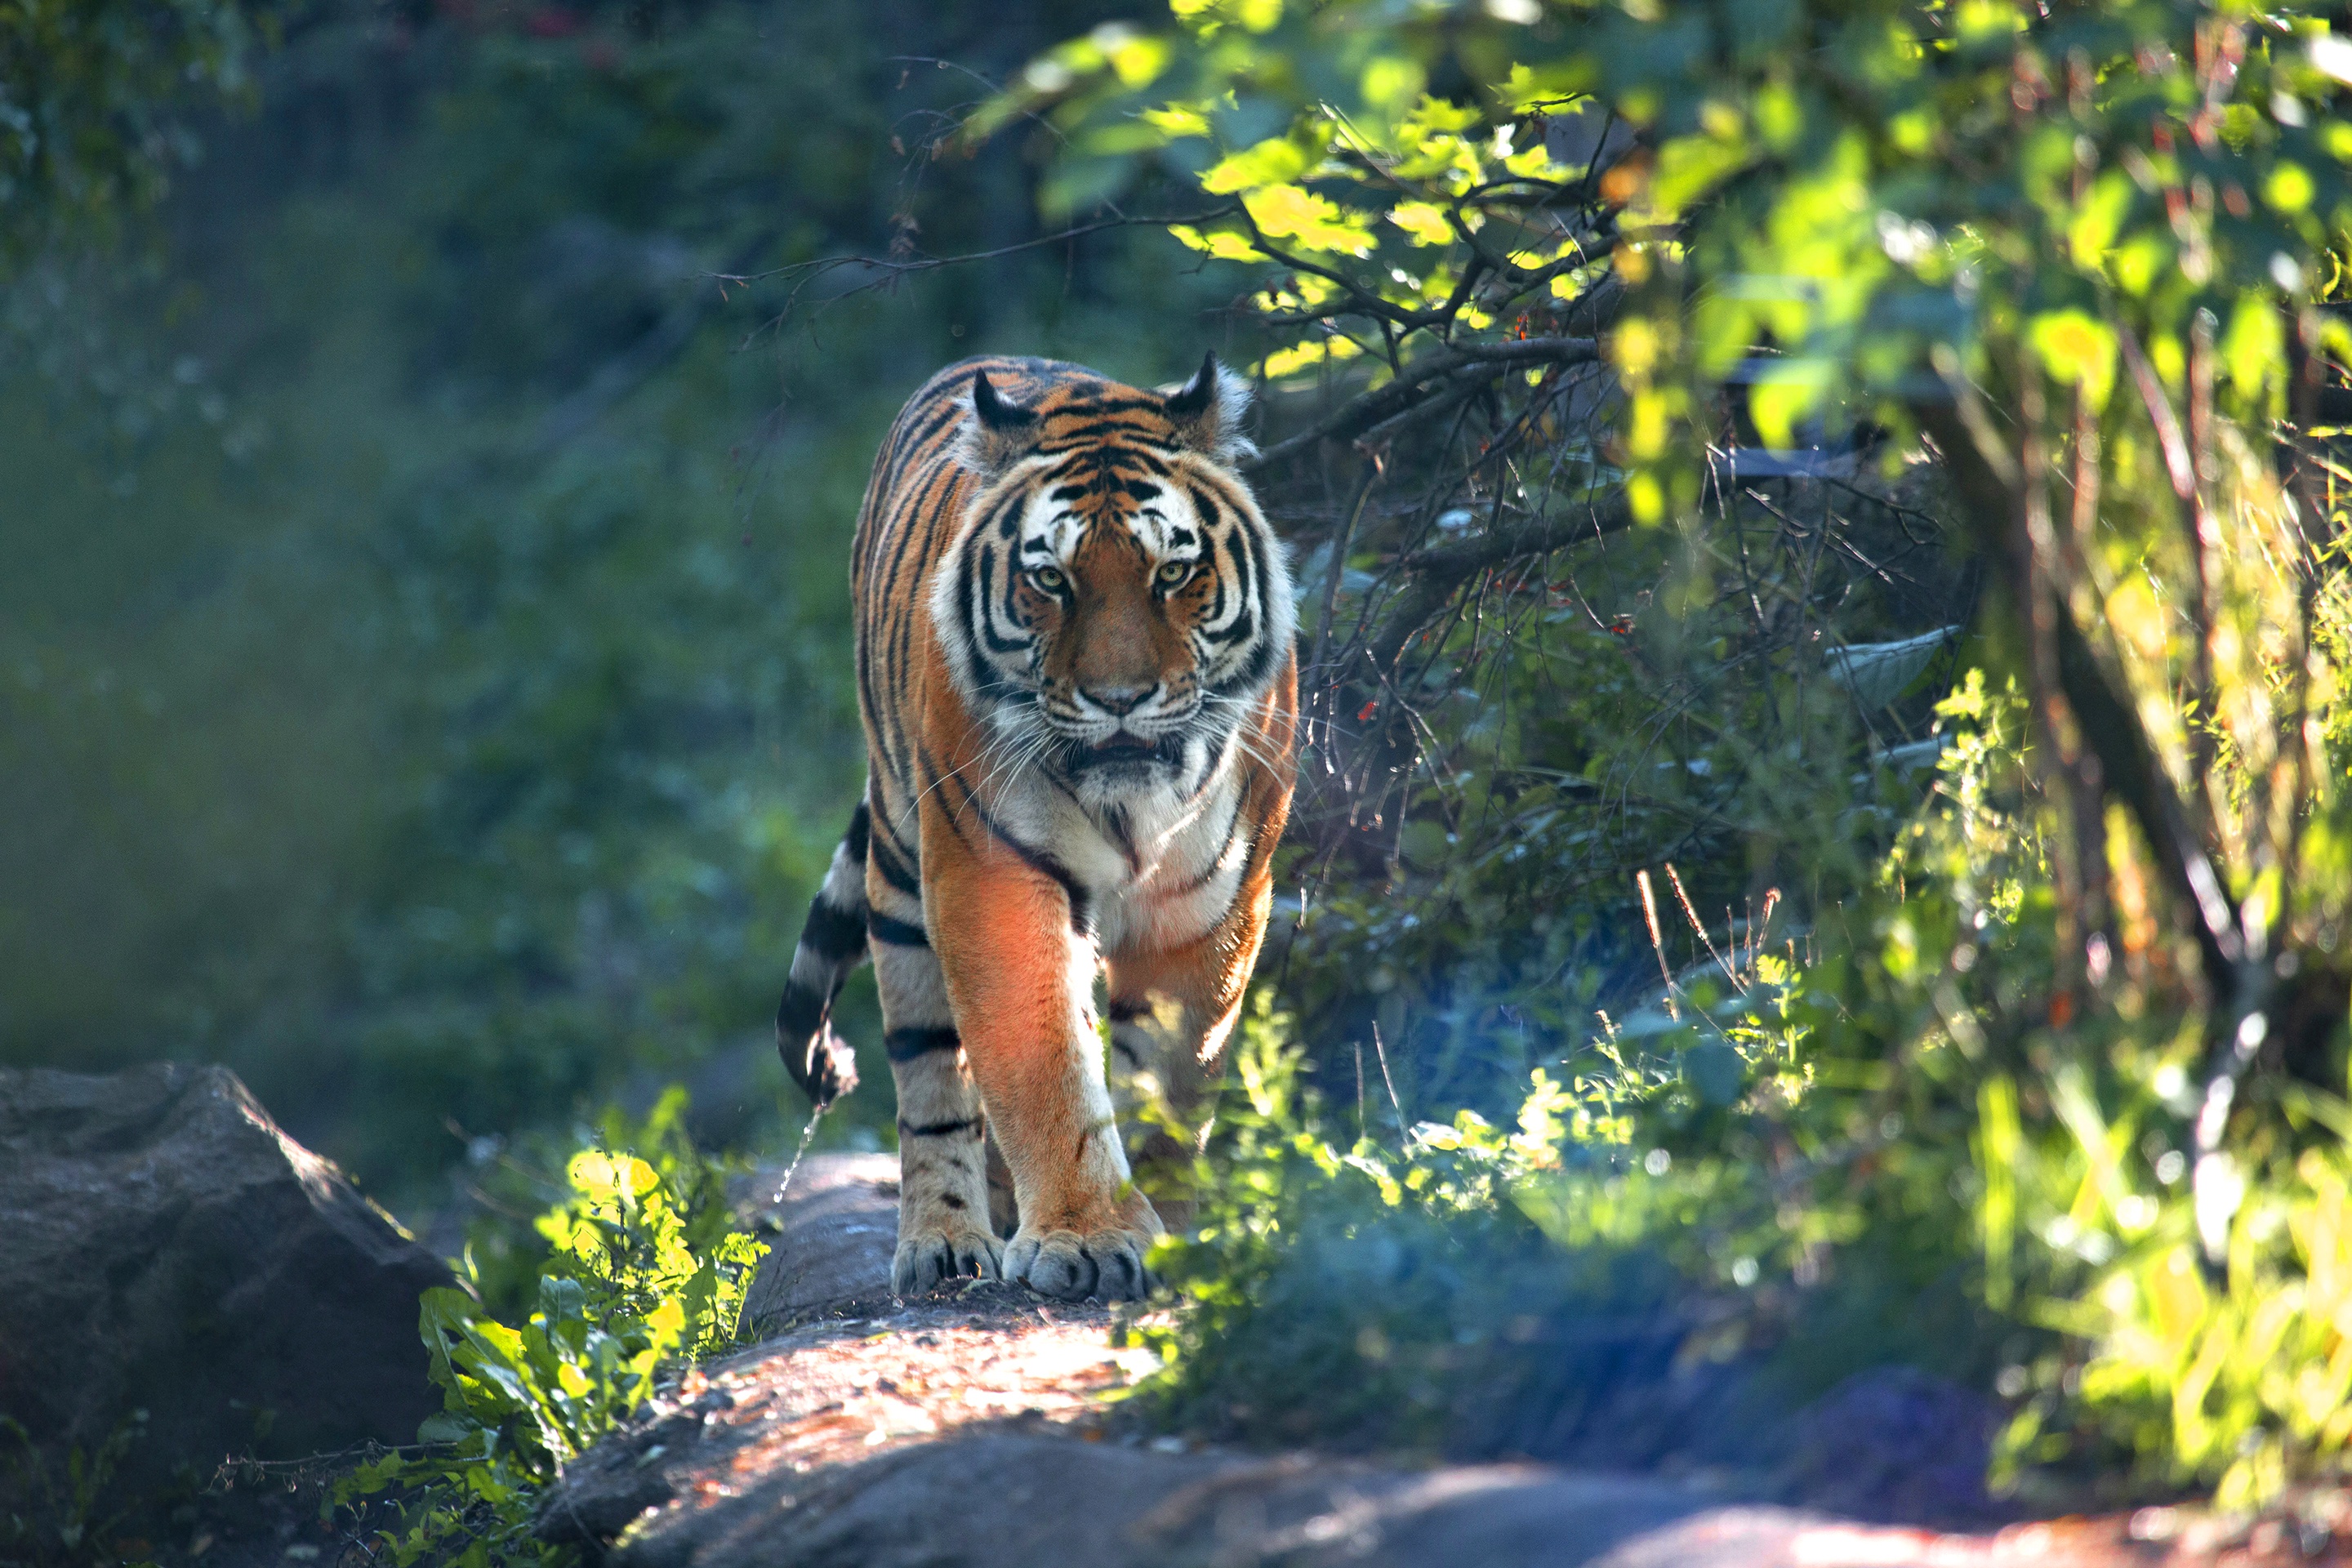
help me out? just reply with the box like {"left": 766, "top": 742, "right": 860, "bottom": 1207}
{"left": 869, "top": 869, "right": 1002, "bottom": 1295}
{"left": 921, "top": 819, "right": 1157, "bottom": 1302}
{"left": 1105, "top": 869, "right": 1276, "bottom": 1233}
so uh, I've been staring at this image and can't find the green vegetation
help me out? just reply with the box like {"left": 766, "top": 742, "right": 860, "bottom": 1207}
{"left": 11, "top": 0, "right": 2352, "bottom": 1532}
{"left": 0, "top": 0, "right": 1213, "bottom": 1205}
{"left": 333, "top": 1095, "right": 765, "bottom": 1568}
{"left": 1011, "top": 0, "right": 2352, "bottom": 1512}
{"left": 1, "top": 1410, "right": 151, "bottom": 1568}
{"left": 0, "top": 0, "right": 279, "bottom": 262}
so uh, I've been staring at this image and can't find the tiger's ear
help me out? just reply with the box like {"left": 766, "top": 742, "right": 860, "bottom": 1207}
{"left": 958, "top": 368, "right": 1040, "bottom": 475}
{"left": 1161, "top": 352, "right": 1256, "bottom": 464}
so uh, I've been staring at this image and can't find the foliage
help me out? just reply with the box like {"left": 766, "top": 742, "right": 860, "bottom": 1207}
{"left": 0, "top": 0, "right": 278, "bottom": 264}
{"left": 0, "top": 1411, "right": 152, "bottom": 1568}
{"left": 456, "top": 1087, "right": 756, "bottom": 1324}
{"left": 332, "top": 1104, "right": 765, "bottom": 1568}
{"left": 1120, "top": 993, "right": 1610, "bottom": 1451}
{"left": 0, "top": 0, "right": 1227, "bottom": 1202}
{"left": 1002, "top": 0, "right": 2352, "bottom": 1033}
{"left": 996, "top": 0, "right": 2352, "bottom": 1508}
{"left": 1134, "top": 657, "right": 2352, "bottom": 1504}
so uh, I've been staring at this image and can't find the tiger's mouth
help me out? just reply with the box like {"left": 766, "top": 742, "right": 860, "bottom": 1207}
{"left": 1062, "top": 730, "right": 1185, "bottom": 773}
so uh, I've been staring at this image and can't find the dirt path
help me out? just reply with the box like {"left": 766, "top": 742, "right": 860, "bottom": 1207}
{"left": 532, "top": 1156, "right": 2347, "bottom": 1568}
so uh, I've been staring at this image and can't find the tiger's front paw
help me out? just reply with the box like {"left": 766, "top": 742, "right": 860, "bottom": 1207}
{"left": 892, "top": 1224, "right": 1004, "bottom": 1297}
{"left": 1003, "top": 1221, "right": 1155, "bottom": 1302}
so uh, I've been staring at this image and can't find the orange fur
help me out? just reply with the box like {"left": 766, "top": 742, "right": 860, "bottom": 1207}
{"left": 781, "top": 354, "right": 1298, "bottom": 1299}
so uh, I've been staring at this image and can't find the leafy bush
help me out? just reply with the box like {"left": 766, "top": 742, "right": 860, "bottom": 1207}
{"left": 1133, "top": 662, "right": 2352, "bottom": 1506}
{"left": 994, "top": 0, "right": 2352, "bottom": 1513}
{"left": 334, "top": 1102, "right": 765, "bottom": 1568}
{"left": 452, "top": 1086, "right": 756, "bottom": 1325}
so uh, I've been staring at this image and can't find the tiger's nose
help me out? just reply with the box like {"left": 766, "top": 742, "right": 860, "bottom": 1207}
{"left": 1082, "top": 683, "right": 1153, "bottom": 715}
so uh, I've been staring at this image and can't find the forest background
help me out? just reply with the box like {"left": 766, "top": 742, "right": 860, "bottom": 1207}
{"left": 9, "top": 0, "right": 2352, "bottom": 1522}
{"left": 1, "top": 0, "right": 1196, "bottom": 1194}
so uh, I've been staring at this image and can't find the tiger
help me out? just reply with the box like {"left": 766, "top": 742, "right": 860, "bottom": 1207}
{"left": 773, "top": 353, "right": 1299, "bottom": 1303}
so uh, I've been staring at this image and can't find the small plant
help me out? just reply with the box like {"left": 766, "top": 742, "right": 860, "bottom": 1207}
{"left": 456, "top": 1088, "right": 753, "bottom": 1325}
{"left": 333, "top": 1101, "right": 765, "bottom": 1567}
{"left": 0, "top": 1411, "right": 153, "bottom": 1568}
{"left": 1118, "top": 992, "right": 1699, "bottom": 1454}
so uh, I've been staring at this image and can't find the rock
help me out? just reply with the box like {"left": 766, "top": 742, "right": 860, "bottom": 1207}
{"left": 0, "top": 1063, "right": 452, "bottom": 1500}
{"left": 623, "top": 1432, "right": 1715, "bottom": 1568}
{"left": 734, "top": 1152, "right": 900, "bottom": 1331}
{"left": 1782, "top": 1365, "right": 2000, "bottom": 1526}
{"left": 537, "top": 1174, "right": 2219, "bottom": 1568}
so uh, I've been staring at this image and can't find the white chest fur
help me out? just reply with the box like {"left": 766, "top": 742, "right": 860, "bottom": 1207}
{"left": 996, "top": 764, "right": 1252, "bottom": 957}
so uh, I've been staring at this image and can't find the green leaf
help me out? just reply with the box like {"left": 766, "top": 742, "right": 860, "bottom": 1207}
{"left": 1200, "top": 136, "right": 1312, "bottom": 194}
{"left": 1386, "top": 201, "right": 1454, "bottom": 247}
{"left": 1241, "top": 184, "right": 1373, "bottom": 255}
{"left": 416, "top": 1412, "right": 477, "bottom": 1446}
{"left": 2028, "top": 310, "right": 2118, "bottom": 412}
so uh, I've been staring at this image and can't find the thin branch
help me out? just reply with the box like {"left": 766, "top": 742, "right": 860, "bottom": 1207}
{"left": 1245, "top": 336, "right": 1606, "bottom": 475}
{"left": 1364, "top": 488, "right": 1638, "bottom": 677}
{"left": 732, "top": 209, "right": 1239, "bottom": 338}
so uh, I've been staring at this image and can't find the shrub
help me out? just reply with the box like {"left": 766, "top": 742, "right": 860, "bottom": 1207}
{"left": 333, "top": 1098, "right": 765, "bottom": 1568}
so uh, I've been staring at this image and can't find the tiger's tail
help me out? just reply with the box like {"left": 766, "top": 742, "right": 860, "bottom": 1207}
{"left": 775, "top": 799, "right": 870, "bottom": 1109}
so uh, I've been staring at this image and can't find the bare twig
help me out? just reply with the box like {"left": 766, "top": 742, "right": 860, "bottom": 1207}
{"left": 1637, "top": 870, "right": 1681, "bottom": 1021}
{"left": 1245, "top": 336, "right": 1606, "bottom": 475}
{"left": 733, "top": 209, "right": 1240, "bottom": 338}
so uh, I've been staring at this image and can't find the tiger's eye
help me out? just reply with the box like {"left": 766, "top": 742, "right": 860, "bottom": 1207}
{"left": 1156, "top": 560, "right": 1192, "bottom": 589}
{"left": 1031, "top": 566, "right": 1067, "bottom": 593}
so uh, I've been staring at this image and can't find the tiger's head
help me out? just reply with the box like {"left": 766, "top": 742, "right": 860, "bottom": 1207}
{"left": 929, "top": 354, "right": 1294, "bottom": 808}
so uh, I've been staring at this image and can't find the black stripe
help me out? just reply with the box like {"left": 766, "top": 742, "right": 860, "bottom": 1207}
{"left": 1204, "top": 604, "right": 1257, "bottom": 648}
{"left": 1107, "top": 997, "right": 1150, "bottom": 1023}
{"left": 991, "top": 491, "right": 1027, "bottom": 541}
{"left": 1101, "top": 804, "right": 1138, "bottom": 875}
{"left": 887, "top": 553, "right": 920, "bottom": 764}
{"left": 845, "top": 801, "right": 871, "bottom": 863}
{"left": 1205, "top": 487, "right": 1269, "bottom": 650}
{"left": 885, "top": 1026, "right": 961, "bottom": 1062}
{"left": 884, "top": 459, "right": 956, "bottom": 604}
{"left": 952, "top": 774, "right": 1094, "bottom": 937}
{"left": 898, "top": 1116, "right": 982, "bottom": 1138}
{"left": 777, "top": 985, "right": 826, "bottom": 1045}
{"left": 868, "top": 824, "right": 923, "bottom": 898}
{"left": 800, "top": 898, "right": 868, "bottom": 960}
{"left": 1065, "top": 396, "right": 1165, "bottom": 415}
{"left": 1209, "top": 631, "right": 1279, "bottom": 697}
{"left": 978, "top": 545, "right": 1028, "bottom": 656}
{"left": 1172, "top": 799, "right": 1248, "bottom": 899}
{"left": 866, "top": 911, "right": 929, "bottom": 947}
{"left": 918, "top": 744, "right": 975, "bottom": 847}
{"left": 879, "top": 399, "right": 963, "bottom": 510}
{"left": 854, "top": 621, "right": 893, "bottom": 782}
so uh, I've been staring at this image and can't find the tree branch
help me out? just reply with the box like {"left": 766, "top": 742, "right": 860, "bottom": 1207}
{"left": 1365, "top": 489, "right": 1637, "bottom": 677}
{"left": 1245, "top": 336, "right": 1605, "bottom": 475}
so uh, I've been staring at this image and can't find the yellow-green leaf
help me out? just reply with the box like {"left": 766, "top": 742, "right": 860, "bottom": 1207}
{"left": 1201, "top": 136, "right": 1312, "bottom": 194}
{"left": 1387, "top": 201, "right": 1454, "bottom": 247}
{"left": 2266, "top": 161, "right": 2315, "bottom": 214}
{"left": 1243, "top": 184, "right": 1373, "bottom": 255}
{"left": 2029, "top": 309, "right": 2118, "bottom": 412}
{"left": 1169, "top": 222, "right": 1265, "bottom": 261}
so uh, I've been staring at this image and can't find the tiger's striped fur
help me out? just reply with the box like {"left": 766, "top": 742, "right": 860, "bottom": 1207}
{"left": 774, "top": 353, "right": 1298, "bottom": 1301}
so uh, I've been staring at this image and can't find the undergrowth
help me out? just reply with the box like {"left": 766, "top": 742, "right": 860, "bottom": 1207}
{"left": 0, "top": 1411, "right": 153, "bottom": 1568}
{"left": 330, "top": 1091, "right": 765, "bottom": 1567}
{"left": 1129, "top": 675, "right": 2352, "bottom": 1511}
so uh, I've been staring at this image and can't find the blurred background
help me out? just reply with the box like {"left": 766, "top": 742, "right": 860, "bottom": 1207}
{"left": 0, "top": 0, "right": 1227, "bottom": 1214}
{"left": 10, "top": 0, "right": 2348, "bottom": 1522}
